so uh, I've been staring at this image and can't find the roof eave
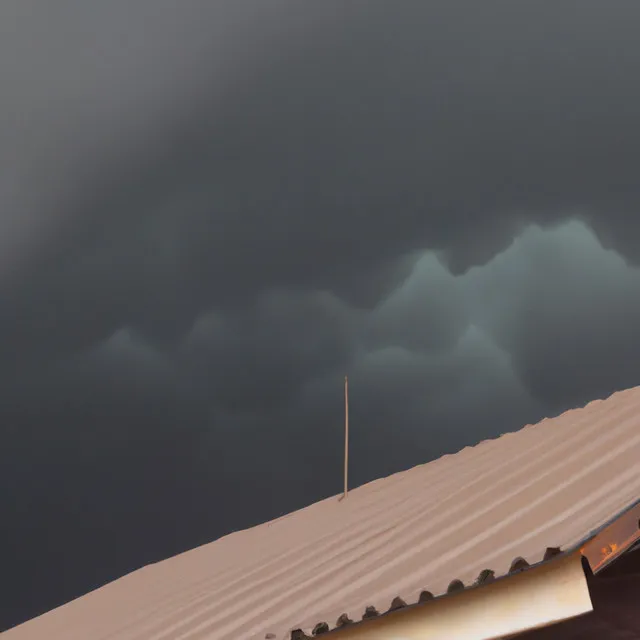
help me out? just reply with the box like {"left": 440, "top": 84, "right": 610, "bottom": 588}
{"left": 290, "top": 551, "right": 592, "bottom": 640}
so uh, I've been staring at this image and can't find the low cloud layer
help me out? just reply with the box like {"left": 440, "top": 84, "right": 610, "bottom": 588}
{"left": 4, "top": 219, "right": 640, "bottom": 628}
{"left": 3, "top": 0, "right": 640, "bottom": 631}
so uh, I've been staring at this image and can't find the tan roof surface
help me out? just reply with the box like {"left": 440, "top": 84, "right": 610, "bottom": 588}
{"left": 4, "top": 386, "right": 640, "bottom": 640}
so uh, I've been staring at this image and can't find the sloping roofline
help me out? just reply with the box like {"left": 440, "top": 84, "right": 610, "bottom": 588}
{"left": 3, "top": 386, "right": 640, "bottom": 640}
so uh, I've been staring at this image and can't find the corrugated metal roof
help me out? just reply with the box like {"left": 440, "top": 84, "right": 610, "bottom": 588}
{"left": 4, "top": 386, "right": 640, "bottom": 640}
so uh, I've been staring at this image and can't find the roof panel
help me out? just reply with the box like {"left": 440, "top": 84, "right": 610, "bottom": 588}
{"left": 4, "top": 386, "right": 640, "bottom": 640}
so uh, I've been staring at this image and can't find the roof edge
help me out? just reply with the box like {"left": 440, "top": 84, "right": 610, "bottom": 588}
{"left": 289, "top": 551, "right": 592, "bottom": 640}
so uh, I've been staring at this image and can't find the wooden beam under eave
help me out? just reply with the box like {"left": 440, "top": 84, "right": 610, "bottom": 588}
{"left": 318, "top": 552, "right": 592, "bottom": 640}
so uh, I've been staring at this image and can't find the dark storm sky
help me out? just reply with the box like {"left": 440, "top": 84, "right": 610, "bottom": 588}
{"left": 2, "top": 0, "right": 640, "bottom": 631}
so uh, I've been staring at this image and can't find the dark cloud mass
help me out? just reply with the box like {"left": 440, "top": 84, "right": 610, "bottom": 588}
{"left": 2, "top": 0, "right": 640, "bottom": 631}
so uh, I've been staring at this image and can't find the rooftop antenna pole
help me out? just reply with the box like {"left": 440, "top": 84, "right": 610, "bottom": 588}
{"left": 343, "top": 375, "right": 349, "bottom": 499}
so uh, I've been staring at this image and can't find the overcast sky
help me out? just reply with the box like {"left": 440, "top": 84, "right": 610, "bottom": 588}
{"left": 2, "top": 1, "right": 640, "bottom": 631}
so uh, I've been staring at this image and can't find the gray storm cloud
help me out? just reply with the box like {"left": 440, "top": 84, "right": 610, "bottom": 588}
{"left": 3, "top": 0, "right": 640, "bottom": 632}
{"left": 468, "top": 221, "right": 640, "bottom": 410}
{"left": 4, "top": 1, "right": 640, "bottom": 329}
{"left": 0, "top": 0, "right": 325, "bottom": 282}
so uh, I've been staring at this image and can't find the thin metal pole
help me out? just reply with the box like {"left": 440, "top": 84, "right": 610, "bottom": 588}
{"left": 343, "top": 375, "right": 349, "bottom": 499}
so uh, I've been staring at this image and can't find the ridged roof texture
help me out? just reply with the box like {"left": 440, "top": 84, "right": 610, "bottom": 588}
{"left": 4, "top": 386, "right": 640, "bottom": 640}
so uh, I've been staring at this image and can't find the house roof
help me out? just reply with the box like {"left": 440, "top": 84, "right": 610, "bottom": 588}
{"left": 4, "top": 386, "right": 640, "bottom": 640}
